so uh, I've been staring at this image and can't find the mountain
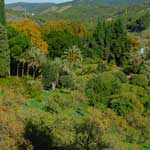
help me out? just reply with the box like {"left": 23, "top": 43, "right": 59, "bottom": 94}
{"left": 6, "top": 0, "right": 150, "bottom": 24}
{"left": 74, "top": 0, "right": 150, "bottom": 6}
{"left": 6, "top": 2, "right": 55, "bottom": 13}
{"left": 6, "top": 0, "right": 150, "bottom": 11}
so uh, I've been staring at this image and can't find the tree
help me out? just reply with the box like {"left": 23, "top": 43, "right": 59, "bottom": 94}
{"left": 85, "top": 72, "right": 121, "bottom": 106}
{"left": 42, "top": 58, "right": 62, "bottom": 90}
{"left": 12, "top": 19, "right": 48, "bottom": 54}
{"left": 26, "top": 47, "right": 46, "bottom": 78}
{"left": 42, "top": 21, "right": 88, "bottom": 39}
{"left": 17, "top": 46, "right": 46, "bottom": 78}
{"left": 0, "top": 24, "right": 10, "bottom": 77}
{"left": 7, "top": 25, "right": 32, "bottom": 76}
{"left": 110, "top": 18, "right": 132, "bottom": 66}
{"left": 43, "top": 31, "right": 81, "bottom": 58}
{"left": 0, "top": 0, "right": 5, "bottom": 25}
{"left": 63, "top": 45, "right": 82, "bottom": 70}
{"left": 94, "top": 19, "right": 132, "bottom": 66}
{"left": 93, "top": 21, "right": 105, "bottom": 56}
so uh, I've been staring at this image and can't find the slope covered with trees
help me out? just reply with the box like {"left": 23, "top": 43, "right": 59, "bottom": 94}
{"left": 0, "top": 0, "right": 150, "bottom": 150}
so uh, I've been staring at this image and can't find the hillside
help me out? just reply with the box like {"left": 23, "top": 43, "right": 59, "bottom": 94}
{"left": 6, "top": 1, "right": 150, "bottom": 25}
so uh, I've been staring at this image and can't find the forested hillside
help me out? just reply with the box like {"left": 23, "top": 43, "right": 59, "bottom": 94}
{"left": 6, "top": 1, "right": 150, "bottom": 25}
{"left": 0, "top": 0, "right": 150, "bottom": 150}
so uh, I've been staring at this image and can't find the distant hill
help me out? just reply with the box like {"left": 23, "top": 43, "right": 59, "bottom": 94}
{"left": 6, "top": 0, "right": 150, "bottom": 25}
{"left": 6, "top": 2, "right": 55, "bottom": 13}
{"left": 74, "top": 0, "right": 150, "bottom": 6}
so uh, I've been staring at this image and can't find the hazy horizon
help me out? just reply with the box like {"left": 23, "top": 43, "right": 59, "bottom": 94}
{"left": 6, "top": 0, "right": 73, "bottom": 4}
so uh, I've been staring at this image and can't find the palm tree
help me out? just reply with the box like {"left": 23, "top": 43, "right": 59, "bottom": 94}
{"left": 63, "top": 45, "right": 82, "bottom": 70}
{"left": 26, "top": 47, "right": 46, "bottom": 78}
{"left": 0, "top": 0, "right": 6, "bottom": 25}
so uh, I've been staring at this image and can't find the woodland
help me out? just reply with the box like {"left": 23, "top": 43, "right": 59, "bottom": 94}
{"left": 0, "top": 0, "right": 150, "bottom": 149}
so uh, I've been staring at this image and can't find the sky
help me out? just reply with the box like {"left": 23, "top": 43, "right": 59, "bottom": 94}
{"left": 6, "top": 0, "right": 72, "bottom": 4}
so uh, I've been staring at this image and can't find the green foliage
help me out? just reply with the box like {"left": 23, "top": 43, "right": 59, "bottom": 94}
{"left": 42, "top": 58, "right": 62, "bottom": 90}
{"left": 44, "top": 31, "right": 81, "bottom": 58}
{"left": 94, "top": 19, "right": 132, "bottom": 67}
{"left": 25, "top": 78, "right": 43, "bottom": 99}
{"left": 109, "top": 93, "right": 142, "bottom": 116}
{"left": 7, "top": 25, "right": 31, "bottom": 60}
{"left": 130, "top": 74, "right": 149, "bottom": 88}
{"left": 128, "top": 12, "right": 150, "bottom": 32}
{"left": 0, "top": 0, "right": 5, "bottom": 25}
{"left": 0, "top": 24, "right": 10, "bottom": 77}
{"left": 25, "top": 111, "right": 75, "bottom": 150}
{"left": 59, "top": 70, "right": 76, "bottom": 89}
{"left": 85, "top": 72, "right": 121, "bottom": 106}
{"left": 113, "top": 71, "right": 128, "bottom": 83}
{"left": 63, "top": 45, "right": 82, "bottom": 71}
{"left": 141, "top": 60, "right": 150, "bottom": 79}
{"left": 96, "top": 62, "right": 108, "bottom": 73}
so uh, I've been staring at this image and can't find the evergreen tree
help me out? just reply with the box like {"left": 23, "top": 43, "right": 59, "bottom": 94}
{"left": 110, "top": 18, "right": 131, "bottom": 66}
{"left": 0, "top": 0, "right": 5, "bottom": 25}
{"left": 93, "top": 21, "right": 105, "bottom": 56}
{"left": 0, "top": 25, "right": 10, "bottom": 77}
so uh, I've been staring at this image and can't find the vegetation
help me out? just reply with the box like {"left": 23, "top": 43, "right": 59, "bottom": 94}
{"left": 0, "top": 0, "right": 150, "bottom": 150}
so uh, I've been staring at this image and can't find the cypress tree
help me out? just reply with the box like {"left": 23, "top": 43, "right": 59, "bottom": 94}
{"left": 0, "top": 0, "right": 10, "bottom": 77}
{"left": 93, "top": 21, "right": 105, "bottom": 56}
{"left": 110, "top": 18, "right": 131, "bottom": 66}
{"left": 0, "top": 25, "right": 10, "bottom": 77}
{"left": 0, "top": 0, "right": 5, "bottom": 25}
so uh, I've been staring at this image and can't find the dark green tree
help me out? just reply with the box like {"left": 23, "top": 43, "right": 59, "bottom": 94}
{"left": 43, "top": 31, "right": 81, "bottom": 58}
{"left": 0, "top": 24, "right": 10, "bottom": 77}
{"left": 7, "top": 26, "right": 31, "bottom": 75}
{"left": 0, "top": 0, "right": 5, "bottom": 25}
{"left": 42, "top": 58, "right": 62, "bottom": 90}
{"left": 110, "top": 18, "right": 131, "bottom": 66}
{"left": 93, "top": 21, "right": 105, "bottom": 54}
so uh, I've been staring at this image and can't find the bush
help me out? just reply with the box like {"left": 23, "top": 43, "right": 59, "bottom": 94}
{"left": 130, "top": 74, "right": 148, "bottom": 88}
{"left": 114, "top": 71, "right": 128, "bottom": 83}
{"left": 59, "top": 71, "right": 76, "bottom": 89}
{"left": 109, "top": 93, "right": 144, "bottom": 116}
{"left": 25, "top": 78, "right": 43, "bottom": 99}
{"left": 96, "top": 62, "right": 108, "bottom": 73}
{"left": 85, "top": 72, "right": 121, "bottom": 106}
{"left": 81, "top": 65, "right": 96, "bottom": 75}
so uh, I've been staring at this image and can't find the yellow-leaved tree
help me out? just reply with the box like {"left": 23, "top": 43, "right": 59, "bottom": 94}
{"left": 12, "top": 19, "right": 48, "bottom": 54}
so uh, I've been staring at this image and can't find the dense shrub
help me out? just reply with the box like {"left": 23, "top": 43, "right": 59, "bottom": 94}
{"left": 85, "top": 73, "right": 121, "bottom": 106}
{"left": 109, "top": 93, "right": 143, "bottom": 116}
{"left": 96, "top": 62, "right": 108, "bottom": 73}
{"left": 25, "top": 78, "right": 43, "bottom": 99}
{"left": 59, "top": 71, "right": 76, "bottom": 89}
{"left": 130, "top": 74, "right": 148, "bottom": 88}
{"left": 114, "top": 71, "right": 128, "bottom": 83}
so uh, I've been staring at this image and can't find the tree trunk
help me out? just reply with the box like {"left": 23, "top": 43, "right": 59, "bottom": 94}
{"left": 33, "top": 66, "right": 38, "bottom": 79}
{"left": 52, "top": 81, "right": 56, "bottom": 90}
{"left": 17, "top": 62, "right": 21, "bottom": 77}
{"left": 27, "top": 64, "right": 30, "bottom": 76}
{"left": 22, "top": 62, "right": 25, "bottom": 77}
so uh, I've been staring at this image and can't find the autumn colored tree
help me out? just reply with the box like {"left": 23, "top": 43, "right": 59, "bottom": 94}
{"left": 12, "top": 19, "right": 48, "bottom": 54}
{"left": 42, "top": 21, "right": 88, "bottom": 39}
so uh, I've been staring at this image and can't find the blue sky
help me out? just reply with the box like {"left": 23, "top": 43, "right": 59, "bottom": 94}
{"left": 6, "top": 0, "right": 72, "bottom": 4}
